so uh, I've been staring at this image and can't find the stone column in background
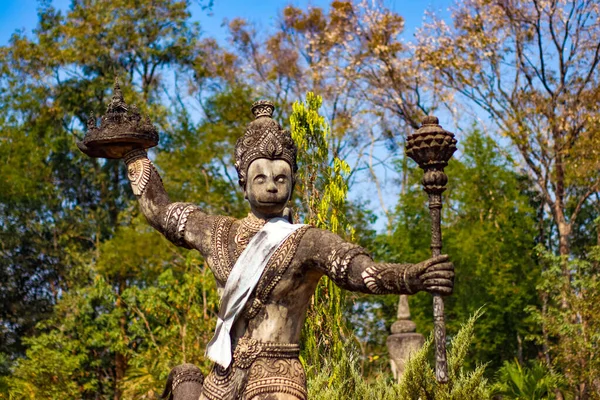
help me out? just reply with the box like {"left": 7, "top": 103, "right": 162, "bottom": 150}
{"left": 386, "top": 294, "right": 424, "bottom": 382}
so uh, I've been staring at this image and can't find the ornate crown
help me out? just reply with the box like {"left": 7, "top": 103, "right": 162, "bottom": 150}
{"left": 234, "top": 100, "right": 298, "bottom": 188}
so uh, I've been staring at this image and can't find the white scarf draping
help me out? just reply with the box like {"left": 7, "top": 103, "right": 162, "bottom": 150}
{"left": 205, "top": 217, "right": 306, "bottom": 368}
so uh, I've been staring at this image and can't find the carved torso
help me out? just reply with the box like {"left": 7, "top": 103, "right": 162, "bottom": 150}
{"left": 201, "top": 214, "right": 313, "bottom": 400}
{"left": 207, "top": 214, "right": 312, "bottom": 323}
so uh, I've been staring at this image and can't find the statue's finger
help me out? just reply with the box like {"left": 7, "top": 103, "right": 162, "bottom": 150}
{"left": 421, "top": 270, "right": 454, "bottom": 281}
{"left": 427, "top": 262, "right": 454, "bottom": 272}
{"left": 428, "top": 254, "right": 449, "bottom": 265}
{"left": 429, "top": 286, "right": 453, "bottom": 296}
{"left": 421, "top": 254, "right": 450, "bottom": 270}
{"left": 424, "top": 278, "right": 453, "bottom": 288}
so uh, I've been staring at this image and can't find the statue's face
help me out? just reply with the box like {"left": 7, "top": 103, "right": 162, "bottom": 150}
{"left": 245, "top": 158, "right": 293, "bottom": 219}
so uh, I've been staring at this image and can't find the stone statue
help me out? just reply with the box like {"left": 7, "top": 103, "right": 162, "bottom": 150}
{"left": 79, "top": 84, "right": 454, "bottom": 400}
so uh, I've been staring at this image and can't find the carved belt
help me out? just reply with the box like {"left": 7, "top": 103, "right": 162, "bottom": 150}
{"left": 233, "top": 337, "right": 300, "bottom": 369}
{"left": 204, "top": 338, "right": 305, "bottom": 400}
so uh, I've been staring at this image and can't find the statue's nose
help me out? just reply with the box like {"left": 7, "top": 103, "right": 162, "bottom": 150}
{"left": 267, "top": 181, "right": 278, "bottom": 193}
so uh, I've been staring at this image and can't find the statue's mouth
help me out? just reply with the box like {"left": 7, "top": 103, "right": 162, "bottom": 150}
{"left": 257, "top": 201, "right": 283, "bottom": 206}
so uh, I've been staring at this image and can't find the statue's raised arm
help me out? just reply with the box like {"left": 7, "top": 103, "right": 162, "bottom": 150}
{"left": 122, "top": 148, "right": 212, "bottom": 253}
{"left": 78, "top": 79, "right": 212, "bottom": 257}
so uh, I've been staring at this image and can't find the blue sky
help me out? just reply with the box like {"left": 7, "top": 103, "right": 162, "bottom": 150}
{"left": 0, "top": 0, "right": 453, "bottom": 45}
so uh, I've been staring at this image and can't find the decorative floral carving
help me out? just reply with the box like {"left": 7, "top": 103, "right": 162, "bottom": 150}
{"left": 232, "top": 337, "right": 262, "bottom": 369}
{"left": 171, "top": 365, "right": 204, "bottom": 392}
{"left": 234, "top": 213, "right": 266, "bottom": 258}
{"left": 327, "top": 243, "right": 371, "bottom": 286}
{"left": 209, "top": 214, "right": 310, "bottom": 318}
{"left": 361, "top": 263, "right": 405, "bottom": 294}
{"left": 78, "top": 79, "right": 158, "bottom": 159}
{"left": 202, "top": 363, "right": 244, "bottom": 400}
{"left": 209, "top": 216, "right": 235, "bottom": 284}
{"left": 245, "top": 357, "right": 306, "bottom": 400}
{"left": 203, "top": 338, "right": 302, "bottom": 400}
{"left": 124, "top": 149, "right": 155, "bottom": 196}
{"left": 243, "top": 225, "right": 310, "bottom": 319}
{"left": 164, "top": 202, "right": 198, "bottom": 248}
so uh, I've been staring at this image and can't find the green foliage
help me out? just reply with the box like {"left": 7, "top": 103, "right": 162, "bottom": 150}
{"left": 440, "top": 131, "right": 540, "bottom": 368}
{"left": 0, "top": 0, "right": 203, "bottom": 372}
{"left": 290, "top": 92, "right": 353, "bottom": 234}
{"left": 492, "top": 359, "right": 568, "bottom": 400}
{"left": 120, "top": 263, "right": 218, "bottom": 398}
{"left": 306, "top": 309, "right": 492, "bottom": 399}
{"left": 9, "top": 276, "right": 118, "bottom": 399}
{"left": 397, "top": 308, "right": 491, "bottom": 400}
{"left": 0, "top": 0, "right": 238, "bottom": 397}
{"left": 290, "top": 92, "right": 356, "bottom": 375}
{"left": 1, "top": 0, "right": 597, "bottom": 397}
{"left": 526, "top": 246, "right": 600, "bottom": 399}
{"left": 0, "top": 354, "right": 10, "bottom": 397}
{"left": 307, "top": 351, "right": 400, "bottom": 400}
{"left": 8, "top": 219, "right": 220, "bottom": 399}
{"left": 158, "top": 84, "right": 252, "bottom": 218}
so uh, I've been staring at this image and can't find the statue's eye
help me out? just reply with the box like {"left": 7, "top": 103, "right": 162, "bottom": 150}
{"left": 276, "top": 176, "right": 286, "bottom": 183}
{"left": 255, "top": 175, "right": 266, "bottom": 184}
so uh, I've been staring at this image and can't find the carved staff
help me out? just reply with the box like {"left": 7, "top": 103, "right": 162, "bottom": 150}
{"left": 406, "top": 116, "right": 457, "bottom": 384}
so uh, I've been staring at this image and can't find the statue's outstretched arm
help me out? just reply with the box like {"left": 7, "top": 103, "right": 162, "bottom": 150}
{"left": 309, "top": 229, "right": 453, "bottom": 296}
{"left": 124, "top": 149, "right": 213, "bottom": 256}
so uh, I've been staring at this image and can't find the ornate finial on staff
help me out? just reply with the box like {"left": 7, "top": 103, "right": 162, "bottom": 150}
{"left": 406, "top": 115, "right": 457, "bottom": 384}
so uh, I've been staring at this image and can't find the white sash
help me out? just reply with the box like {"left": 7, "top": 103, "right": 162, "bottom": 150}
{"left": 205, "top": 217, "right": 305, "bottom": 368}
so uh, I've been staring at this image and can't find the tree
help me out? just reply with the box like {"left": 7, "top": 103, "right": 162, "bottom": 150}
{"left": 289, "top": 92, "right": 356, "bottom": 376}
{"left": 0, "top": 0, "right": 235, "bottom": 397}
{"left": 527, "top": 247, "right": 600, "bottom": 399}
{"left": 418, "top": 0, "right": 600, "bottom": 260}
{"left": 225, "top": 1, "right": 440, "bottom": 226}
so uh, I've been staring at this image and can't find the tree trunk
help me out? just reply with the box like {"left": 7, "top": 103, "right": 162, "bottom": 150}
{"left": 557, "top": 221, "right": 571, "bottom": 257}
{"left": 114, "top": 279, "right": 128, "bottom": 400}
{"left": 114, "top": 352, "right": 126, "bottom": 400}
{"left": 556, "top": 219, "right": 572, "bottom": 310}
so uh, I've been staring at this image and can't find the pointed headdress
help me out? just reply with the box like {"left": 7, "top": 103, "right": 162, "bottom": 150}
{"left": 235, "top": 100, "right": 298, "bottom": 188}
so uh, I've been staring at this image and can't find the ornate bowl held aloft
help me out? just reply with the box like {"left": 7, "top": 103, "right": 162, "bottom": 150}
{"left": 77, "top": 78, "right": 158, "bottom": 159}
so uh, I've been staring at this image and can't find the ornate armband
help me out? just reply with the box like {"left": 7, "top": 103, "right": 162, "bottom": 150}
{"left": 164, "top": 202, "right": 199, "bottom": 248}
{"left": 327, "top": 243, "right": 371, "bottom": 286}
{"left": 209, "top": 216, "right": 236, "bottom": 283}
{"left": 361, "top": 263, "right": 408, "bottom": 294}
{"left": 124, "top": 149, "right": 156, "bottom": 196}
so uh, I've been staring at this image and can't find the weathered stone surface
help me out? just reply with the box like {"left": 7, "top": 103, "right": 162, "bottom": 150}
{"left": 397, "top": 294, "right": 411, "bottom": 320}
{"left": 162, "top": 363, "right": 204, "bottom": 400}
{"left": 406, "top": 116, "right": 457, "bottom": 384}
{"left": 391, "top": 320, "right": 417, "bottom": 334}
{"left": 78, "top": 78, "right": 158, "bottom": 159}
{"left": 387, "top": 333, "right": 425, "bottom": 382}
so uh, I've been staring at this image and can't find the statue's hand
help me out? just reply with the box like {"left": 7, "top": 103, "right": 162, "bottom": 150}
{"left": 405, "top": 255, "right": 454, "bottom": 296}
